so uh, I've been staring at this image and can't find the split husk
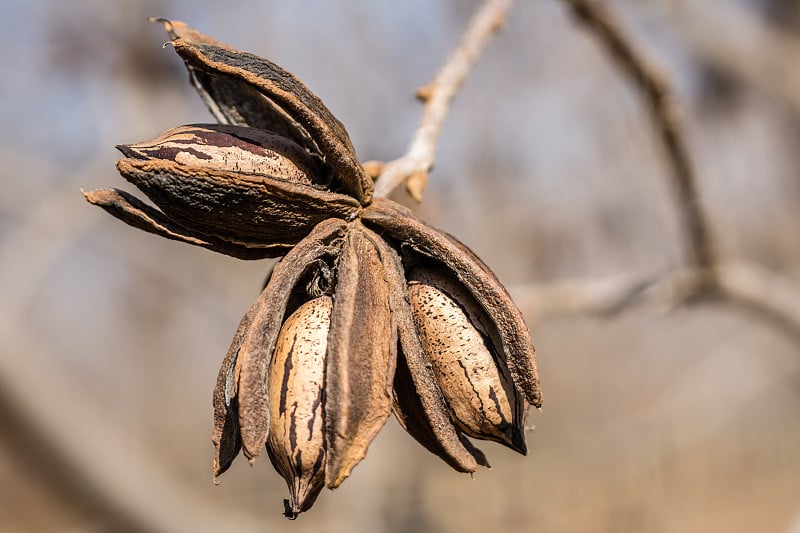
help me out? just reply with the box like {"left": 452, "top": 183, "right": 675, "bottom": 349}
{"left": 86, "top": 19, "right": 541, "bottom": 519}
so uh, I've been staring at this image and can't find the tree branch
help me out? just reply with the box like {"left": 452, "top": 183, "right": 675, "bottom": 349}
{"left": 372, "top": 0, "right": 514, "bottom": 201}
{"left": 550, "top": 0, "right": 800, "bottom": 342}
{"left": 509, "top": 272, "right": 656, "bottom": 321}
{"left": 715, "top": 261, "right": 800, "bottom": 344}
{"left": 562, "top": 0, "right": 716, "bottom": 279}
{"left": 513, "top": 261, "right": 800, "bottom": 342}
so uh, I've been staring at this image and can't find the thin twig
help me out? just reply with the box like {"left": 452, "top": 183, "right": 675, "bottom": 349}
{"left": 509, "top": 272, "right": 660, "bottom": 321}
{"left": 562, "top": 0, "right": 716, "bottom": 279}
{"left": 372, "top": 0, "right": 514, "bottom": 201}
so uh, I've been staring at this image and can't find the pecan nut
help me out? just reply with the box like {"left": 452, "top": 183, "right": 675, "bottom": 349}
{"left": 86, "top": 19, "right": 541, "bottom": 519}
{"left": 407, "top": 266, "right": 527, "bottom": 454}
{"left": 266, "top": 296, "right": 330, "bottom": 519}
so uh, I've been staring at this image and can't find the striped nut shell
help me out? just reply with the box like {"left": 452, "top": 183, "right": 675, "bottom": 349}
{"left": 117, "top": 124, "right": 324, "bottom": 186}
{"left": 104, "top": 123, "right": 360, "bottom": 257}
{"left": 266, "top": 296, "right": 331, "bottom": 519}
{"left": 407, "top": 267, "right": 527, "bottom": 454}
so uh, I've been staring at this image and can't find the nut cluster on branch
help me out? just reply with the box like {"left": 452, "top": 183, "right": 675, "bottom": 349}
{"left": 83, "top": 19, "right": 540, "bottom": 518}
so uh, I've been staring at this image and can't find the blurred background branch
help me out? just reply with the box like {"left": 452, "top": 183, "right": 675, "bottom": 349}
{"left": 654, "top": 0, "right": 800, "bottom": 118}
{"left": 0, "top": 159, "right": 267, "bottom": 533}
{"left": 508, "top": 0, "right": 800, "bottom": 345}
{"left": 564, "top": 0, "right": 715, "bottom": 276}
{"left": 513, "top": 263, "right": 800, "bottom": 345}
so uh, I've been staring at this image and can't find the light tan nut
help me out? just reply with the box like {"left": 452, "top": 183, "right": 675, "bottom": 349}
{"left": 408, "top": 267, "right": 526, "bottom": 453}
{"left": 118, "top": 124, "right": 324, "bottom": 185}
{"left": 266, "top": 296, "right": 331, "bottom": 519}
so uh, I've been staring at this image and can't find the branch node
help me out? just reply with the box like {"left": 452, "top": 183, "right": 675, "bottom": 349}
{"left": 415, "top": 82, "right": 436, "bottom": 103}
{"left": 405, "top": 169, "right": 430, "bottom": 203}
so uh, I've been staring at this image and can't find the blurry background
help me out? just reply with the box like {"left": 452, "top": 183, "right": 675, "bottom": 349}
{"left": 2, "top": 0, "right": 800, "bottom": 531}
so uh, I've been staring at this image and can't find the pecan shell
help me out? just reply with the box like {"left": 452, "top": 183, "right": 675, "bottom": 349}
{"left": 362, "top": 198, "right": 542, "bottom": 408}
{"left": 407, "top": 266, "right": 527, "bottom": 454}
{"left": 266, "top": 296, "right": 330, "bottom": 519}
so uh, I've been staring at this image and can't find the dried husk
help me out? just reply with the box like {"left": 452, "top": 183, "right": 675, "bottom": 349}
{"left": 86, "top": 119, "right": 361, "bottom": 259}
{"left": 364, "top": 229, "right": 489, "bottom": 472}
{"left": 213, "top": 218, "right": 347, "bottom": 471}
{"left": 324, "top": 225, "right": 395, "bottom": 488}
{"left": 82, "top": 188, "right": 275, "bottom": 259}
{"left": 86, "top": 18, "right": 543, "bottom": 518}
{"left": 114, "top": 157, "right": 359, "bottom": 256}
{"left": 153, "top": 18, "right": 373, "bottom": 204}
{"left": 362, "top": 198, "right": 542, "bottom": 409}
{"left": 148, "top": 19, "right": 318, "bottom": 156}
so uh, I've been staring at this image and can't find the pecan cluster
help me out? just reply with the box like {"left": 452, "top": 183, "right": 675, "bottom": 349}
{"left": 84, "top": 20, "right": 541, "bottom": 519}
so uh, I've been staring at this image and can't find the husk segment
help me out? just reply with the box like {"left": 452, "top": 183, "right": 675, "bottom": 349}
{"left": 212, "top": 218, "right": 348, "bottom": 473}
{"left": 365, "top": 229, "right": 489, "bottom": 472}
{"left": 153, "top": 19, "right": 373, "bottom": 204}
{"left": 362, "top": 198, "right": 542, "bottom": 408}
{"left": 83, "top": 188, "right": 277, "bottom": 259}
{"left": 116, "top": 158, "right": 359, "bottom": 256}
{"left": 324, "top": 225, "right": 395, "bottom": 488}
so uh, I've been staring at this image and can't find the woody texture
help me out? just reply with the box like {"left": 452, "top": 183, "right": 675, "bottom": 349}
{"left": 83, "top": 18, "right": 540, "bottom": 519}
